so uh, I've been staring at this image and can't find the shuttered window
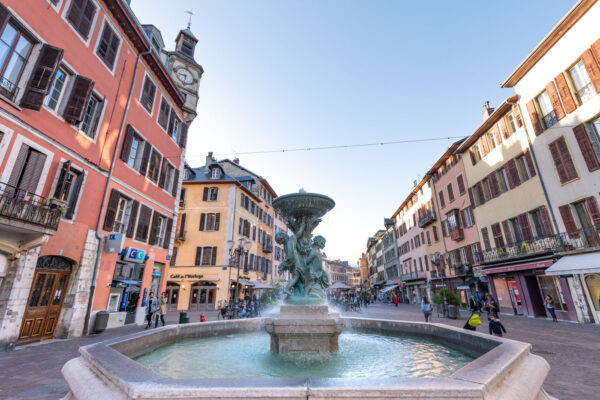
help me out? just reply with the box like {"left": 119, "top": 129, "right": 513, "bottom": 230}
{"left": 21, "top": 44, "right": 64, "bottom": 110}
{"left": 45, "top": 66, "right": 69, "bottom": 110}
{"left": 573, "top": 123, "right": 600, "bottom": 172}
{"left": 438, "top": 191, "right": 445, "bottom": 208}
{"left": 53, "top": 161, "right": 83, "bottom": 220}
{"left": 146, "top": 148, "right": 162, "bottom": 183}
{"left": 76, "top": 93, "right": 103, "bottom": 138}
{"left": 202, "top": 187, "right": 218, "bottom": 201}
{"left": 549, "top": 137, "right": 578, "bottom": 184}
{"left": 196, "top": 246, "right": 217, "bottom": 266}
{"left": 157, "top": 97, "right": 171, "bottom": 130}
{"left": 456, "top": 174, "right": 465, "bottom": 194}
{"left": 66, "top": 0, "right": 97, "bottom": 40}
{"left": 446, "top": 183, "right": 454, "bottom": 203}
{"left": 0, "top": 22, "right": 34, "bottom": 100}
{"left": 96, "top": 22, "right": 120, "bottom": 70}
{"left": 140, "top": 75, "right": 156, "bottom": 113}
{"left": 135, "top": 204, "right": 152, "bottom": 241}
{"left": 569, "top": 60, "right": 594, "bottom": 104}
{"left": 199, "top": 212, "right": 220, "bottom": 231}
{"left": 62, "top": 75, "right": 94, "bottom": 123}
{"left": 7, "top": 144, "right": 47, "bottom": 194}
{"left": 481, "top": 227, "right": 491, "bottom": 251}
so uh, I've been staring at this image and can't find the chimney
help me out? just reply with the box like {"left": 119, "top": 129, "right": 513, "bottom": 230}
{"left": 233, "top": 157, "right": 240, "bottom": 164}
{"left": 482, "top": 101, "right": 495, "bottom": 120}
{"left": 205, "top": 152, "right": 214, "bottom": 171}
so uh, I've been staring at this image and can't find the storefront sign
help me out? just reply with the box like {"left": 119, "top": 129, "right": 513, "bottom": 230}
{"left": 169, "top": 274, "right": 204, "bottom": 279}
{"left": 106, "top": 233, "right": 124, "bottom": 254}
{"left": 123, "top": 247, "right": 145, "bottom": 263}
{"left": 240, "top": 275, "right": 251, "bottom": 280}
{"left": 152, "top": 272, "right": 162, "bottom": 277}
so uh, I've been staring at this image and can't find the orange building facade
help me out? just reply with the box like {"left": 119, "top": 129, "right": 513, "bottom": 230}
{"left": 0, "top": 0, "right": 201, "bottom": 347}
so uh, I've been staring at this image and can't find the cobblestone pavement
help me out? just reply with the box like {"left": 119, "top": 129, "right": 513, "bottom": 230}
{"left": 0, "top": 303, "right": 597, "bottom": 399}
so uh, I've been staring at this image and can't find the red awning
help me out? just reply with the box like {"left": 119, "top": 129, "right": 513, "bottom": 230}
{"left": 481, "top": 260, "right": 554, "bottom": 275}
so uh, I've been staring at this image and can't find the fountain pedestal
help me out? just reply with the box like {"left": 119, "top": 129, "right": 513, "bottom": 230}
{"left": 264, "top": 305, "right": 344, "bottom": 354}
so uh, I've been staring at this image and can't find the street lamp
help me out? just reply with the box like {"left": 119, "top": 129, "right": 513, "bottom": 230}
{"left": 430, "top": 252, "right": 448, "bottom": 318}
{"left": 228, "top": 238, "right": 252, "bottom": 305}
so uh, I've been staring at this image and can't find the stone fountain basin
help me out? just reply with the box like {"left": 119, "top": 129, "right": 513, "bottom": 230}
{"left": 62, "top": 318, "right": 554, "bottom": 400}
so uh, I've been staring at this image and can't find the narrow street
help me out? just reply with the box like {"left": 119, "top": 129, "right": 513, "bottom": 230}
{"left": 1, "top": 303, "right": 597, "bottom": 400}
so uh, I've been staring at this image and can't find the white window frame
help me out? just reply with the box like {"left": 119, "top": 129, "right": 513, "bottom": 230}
{"left": 72, "top": 90, "right": 104, "bottom": 142}
{"left": 536, "top": 91, "right": 554, "bottom": 118}
{"left": 155, "top": 214, "right": 167, "bottom": 246}
{"left": 44, "top": 65, "right": 72, "bottom": 112}
{"left": 206, "top": 187, "right": 218, "bottom": 201}
{"left": 138, "top": 72, "right": 157, "bottom": 117}
{"left": 162, "top": 162, "right": 175, "bottom": 193}
{"left": 93, "top": 16, "right": 122, "bottom": 75}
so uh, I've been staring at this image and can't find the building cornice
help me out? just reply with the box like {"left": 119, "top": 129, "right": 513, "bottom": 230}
{"left": 501, "top": 0, "right": 597, "bottom": 88}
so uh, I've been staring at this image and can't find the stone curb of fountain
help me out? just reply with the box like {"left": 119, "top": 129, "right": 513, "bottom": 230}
{"left": 62, "top": 317, "right": 553, "bottom": 400}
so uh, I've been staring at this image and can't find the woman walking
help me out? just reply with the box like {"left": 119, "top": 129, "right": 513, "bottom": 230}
{"left": 392, "top": 294, "right": 399, "bottom": 307}
{"left": 484, "top": 294, "right": 499, "bottom": 321}
{"left": 154, "top": 292, "right": 168, "bottom": 328}
{"left": 421, "top": 296, "right": 433, "bottom": 322}
{"left": 545, "top": 295, "right": 558, "bottom": 322}
{"left": 145, "top": 292, "right": 157, "bottom": 329}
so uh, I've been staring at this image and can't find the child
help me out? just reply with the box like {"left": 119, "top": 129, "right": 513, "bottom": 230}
{"left": 488, "top": 314, "right": 507, "bottom": 337}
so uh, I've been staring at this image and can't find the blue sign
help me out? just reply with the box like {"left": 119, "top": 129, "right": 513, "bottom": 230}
{"left": 152, "top": 272, "right": 161, "bottom": 277}
{"left": 142, "top": 288, "right": 148, "bottom": 307}
{"left": 124, "top": 247, "right": 145, "bottom": 263}
{"left": 120, "top": 291, "right": 129, "bottom": 311}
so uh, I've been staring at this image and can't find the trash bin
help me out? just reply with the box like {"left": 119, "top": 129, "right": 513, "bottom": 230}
{"left": 94, "top": 311, "right": 109, "bottom": 334}
{"left": 447, "top": 305, "right": 458, "bottom": 319}
{"left": 179, "top": 311, "right": 189, "bottom": 324}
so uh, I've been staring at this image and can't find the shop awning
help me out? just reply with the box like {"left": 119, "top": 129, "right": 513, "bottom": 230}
{"left": 481, "top": 259, "right": 554, "bottom": 275}
{"left": 373, "top": 280, "right": 387, "bottom": 287}
{"left": 329, "top": 282, "right": 353, "bottom": 290}
{"left": 232, "top": 279, "right": 255, "bottom": 286}
{"left": 380, "top": 284, "right": 398, "bottom": 294}
{"left": 545, "top": 253, "right": 600, "bottom": 276}
{"left": 252, "top": 282, "right": 274, "bottom": 289}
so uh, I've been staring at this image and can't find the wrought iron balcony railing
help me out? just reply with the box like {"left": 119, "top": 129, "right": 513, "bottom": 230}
{"left": 475, "top": 227, "right": 600, "bottom": 265}
{"left": 542, "top": 110, "right": 558, "bottom": 129}
{"left": 0, "top": 183, "right": 62, "bottom": 231}
{"left": 0, "top": 75, "right": 19, "bottom": 101}
{"left": 402, "top": 270, "right": 428, "bottom": 281}
{"left": 576, "top": 82, "right": 595, "bottom": 104}
{"left": 452, "top": 263, "right": 473, "bottom": 276}
{"left": 418, "top": 211, "right": 437, "bottom": 228}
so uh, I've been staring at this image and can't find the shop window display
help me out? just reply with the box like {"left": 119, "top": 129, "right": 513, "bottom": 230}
{"left": 537, "top": 276, "right": 568, "bottom": 311}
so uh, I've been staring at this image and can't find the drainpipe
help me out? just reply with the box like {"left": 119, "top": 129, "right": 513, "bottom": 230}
{"left": 83, "top": 50, "right": 152, "bottom": 336}
{"left": 510, "top": 99, "right": 560, "bottom": 233}
{"left": 430, "top": 174, "right": 449, "bottom": 315}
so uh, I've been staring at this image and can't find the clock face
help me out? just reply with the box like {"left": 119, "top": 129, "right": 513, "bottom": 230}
{"left": 177, "top": 69, "right": 193, "bottom": 84}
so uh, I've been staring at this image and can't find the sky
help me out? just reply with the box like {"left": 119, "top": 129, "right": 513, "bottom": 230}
{"left": 131, "top": 0, "right": 576, "bottom": 265}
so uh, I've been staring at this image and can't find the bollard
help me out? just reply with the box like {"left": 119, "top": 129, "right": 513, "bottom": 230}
{"left": 179, "top": 311, "right": 189, "bottom": 324}
{"left": 200, "top": 314, "right": 206, "bottom": 322}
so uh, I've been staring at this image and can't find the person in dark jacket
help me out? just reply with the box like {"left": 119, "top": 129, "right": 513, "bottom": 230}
{"left": 488, "top": 314, "right": 507, "bottom": 337}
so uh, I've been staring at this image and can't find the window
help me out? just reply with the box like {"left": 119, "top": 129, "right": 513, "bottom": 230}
{"left": 432, "top": 226, "right": 438, "bottom": 241}
{"left": 569, "top": 60, "right": 594, "bottom": 104}
{"left": 113, "top": 196, "right": 131, "bottom": 234}
{"left": 181, "top": 39, "right": 195, "bottom": 58}
{"left": 75, "top": 93, "right": 103, "bottom": 138}
{"left": 7, "top": 144, "right": 47, "bottom": 194}
{"left": 0, "top": 22, "right": 34, "bottom": 98}
{"left": 536, "top": 91, "right": 557, "bottom": 129}
{"left": 496, "top": 168, "right": 508, "bottom": 193}
{"left": 203, "top": 187, "right": 218, "bottom": 201}
{"left": 195, "top": 246, "right": 217, "bottom": 266}
{"left": 167, "top": 111, "right": 181, "bottom": 141}
{"left": 506, "top": 113, "right": 516, "bottom": 134}
{"left": 96, "top": 22, "right": 120, "bottom": 70}
{"left": 486, "top": 130, "right": 497, "bottom": 150}
{"left": 155, "top": 214, "right": 167, "bottom": 245}
{"left": 54, "top": 162, "right": 83, "bottom": 220}
{"left": 447, "top": 209, "right": 461, "bottom": 231}
{"left": 211, "top": 167, "right": 221, "bottom": 179}
{"left": 127, "top": 134, "right": 144, "bottom": 169}
{"left": 463, "top": 207, "right": 473, "bottom": 227}
{"left": 574, "top": 121, "right": 600, "bottom": 172}
{"left": 447, "top": 183, "right": 454, "bottom": 202}
{"left": 46, "top": 66, "right": 70, "bottom": 110}
{"left": 491, "top": 223, "right": 504, "bottom": 248}
{"left": 179, "top": 188, "right": 186, "bottom": 208}
{"left": 549, "top": 137, "right": 578, "bottom": 184}
{"left": 200, "top": 213, "right": 220, "bottom": 231}
{"left": 161, "top": 162, "right": 175, "bottom": 191}
{"left": 157, "top": 97, "right": 171, "bottom": 130}
{"left": 456, "top": 175, "right": 465, "bottom": 195}
{"left": 147, "top": 149, "right": 161, "bottom": 183}
{"left": 140, "top": 75, "right": 156, "bottom": 113}
{"left": 481, "top": 178, "right": 492, "bottom": 201}
{"left": 438, "top": 190, "right": 445, "bottom": 208}
{"left": 516, "top": 154, "right": 532, "bottom": 182}
{"left": 66, "top": 0, "right": 97, "bottom": 40}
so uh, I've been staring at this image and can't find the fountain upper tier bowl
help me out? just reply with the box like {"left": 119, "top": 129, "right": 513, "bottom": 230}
{"left": 272, "top": 192, "right": 335, "bottom": 219}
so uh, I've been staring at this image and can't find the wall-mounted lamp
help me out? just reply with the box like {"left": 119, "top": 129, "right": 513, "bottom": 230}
{"left": 181, "top": 285, "right": 186, "bottom": 290}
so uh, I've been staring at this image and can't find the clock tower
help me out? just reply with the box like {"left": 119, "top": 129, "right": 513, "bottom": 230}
{"left": 166, "top": 27, "right": 204, "bottom": 123}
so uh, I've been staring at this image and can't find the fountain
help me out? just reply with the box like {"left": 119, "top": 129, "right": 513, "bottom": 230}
{"left": 264, "top": 192, "right": 343, "bottom": 354}
{"left": 61, "top": 193, "right": 555, "bottom": 400}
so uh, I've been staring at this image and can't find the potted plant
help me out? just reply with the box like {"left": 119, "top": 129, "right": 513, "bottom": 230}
{"left": 45, "top": 197, "right": 68, "bottom": 215}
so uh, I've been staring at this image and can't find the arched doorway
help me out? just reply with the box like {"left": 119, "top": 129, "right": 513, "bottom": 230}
{"left": 19, "top": 256, "right": 73, "bottom": 344}
{"left": 189, "top": 282, "right": 217, "bottom": 311}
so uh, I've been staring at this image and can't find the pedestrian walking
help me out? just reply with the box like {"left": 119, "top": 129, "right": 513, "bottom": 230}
{"left": 474, "top": 291, "right": 482, "bottom": 312}
{"left": 544, "top": 295, "right": 558, "bottom": 322}
{"left": 154, "top": 292, "right": 167, "bottom": 328}
{"left": 484, "top": 294, "right": 499, "bottom": 321}
{"left": 469, "top": 295, "right": 478, "bottom": 312}
{"left": 145, "top": 292, "right": 157, "bottom": 329}
{"left": 463, "top": 312, "right": 482, "bottom": 331}
{"left": 488, "top": 314, "right": 507, "bottom": 337}
{"left": 393, "top": 294, "right": 399, "bottom": 307}
{"left": 421, "top": 296, "right": 433, "bottom": 322}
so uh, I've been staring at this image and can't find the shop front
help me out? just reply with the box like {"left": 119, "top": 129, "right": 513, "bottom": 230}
{"left": 405, "top": 279, "right": 427, "bottom": 304}
{"left": 482, "top": 258, "right": 578, "bottom": 322}
{"left": 110, "top": 259, "right": 145, "bottom": 325}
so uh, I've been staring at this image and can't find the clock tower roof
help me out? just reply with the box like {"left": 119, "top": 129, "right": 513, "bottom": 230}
{"left": 175, "top": 28, "right": 199, "bottom": 60}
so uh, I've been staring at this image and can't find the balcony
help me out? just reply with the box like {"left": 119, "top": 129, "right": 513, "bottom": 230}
{"left": 452, "top": 263, "right": 473, "bottom": 277}
{"left": 0, "top": 75, "right": 19, "bottom": 101}
{"left": 449, "top": 228, "right": 464, "bottom": 241}
{"left": 402, "top": 270, "right": 428, "bottom": 281}
{"left": 576, "top": 82, "right": 595, "bottom": 104}
{"left": 475, "top": 227, "right": 600, "bottom": 265}
{"left": 541, "top": 110, "right": 557, "bottom": 129}
{"left": 0, "top": 184, "right": 62, "bottom": 231}
{"left": 418, "top": 211, "right": 437, "bottom": 228}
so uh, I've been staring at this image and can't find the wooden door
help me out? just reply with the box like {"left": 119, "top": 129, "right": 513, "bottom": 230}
{"left": 19, "top": 269, "right": 70, "bottom": 344}
{"left": 166, "top": 286, "right": 179, "bottom": 311}
{"left": 189, "top": 287, "right": 199, "bottom": 311}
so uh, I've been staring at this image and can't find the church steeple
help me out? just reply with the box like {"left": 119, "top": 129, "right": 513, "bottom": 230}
{"left": 175, "top": 28, "right": 198, "bottom": 60}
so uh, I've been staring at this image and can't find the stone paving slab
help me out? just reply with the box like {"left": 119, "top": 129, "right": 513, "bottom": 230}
{"left": 0, "top": 304, "right": 597, "bottom": 399}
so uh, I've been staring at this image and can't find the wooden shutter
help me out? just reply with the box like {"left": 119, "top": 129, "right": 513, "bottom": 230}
{"left": 63, "top": 75, "right": 94, "bottom": 123}
{"left": 469, "top": 149, "right": 476, "bottom": 165}
{"left": 141, "top": 77, "right": 156, "bottom": 111}
{"left": 126, "top": 200, "right": 139, "bottom": 238}
{"left": 475, "top": 182, "right": 485, "bottom": 205}
{"left": 479, "top": 137, "right": 489, "bottom": 156}
{"left": 18, "top": 149, "right": 46, "bottom": 194}
{"left": 581, "top": 49, "right": 600, "bottom": 93}
{"left": 523, "top": 149, "right": 537, "bottom": 177}
{"left": 506, "top": 159, "right": 521, "bottom": 188}
{"left": 135, "top": 205, "right": 152, "bottom": 241}
{"left": 97, "top": 23, "right": 119, "bottom": 68}
{"left": 138, "top": 143, "right": 151, "bottom": 175}
{"left": 457, "top": 175, "right": 465, "bottom": 194}
{"left": 469, "top": 206, "right": 476, "bottom": 224}
{"left": 499, "top": 117, "right": 509, "bottom": 139}
{"left": 150, "top": 149, "right": 162, "bottom": 182}
{"left": 481, "top": 227, "right": 491, "bottom": 251}
{"left": 502, "top": 220, "right": 512, "bottom": 244}
{"left": 587, "top": 197, "right": 600, "bottom": 229}
{"left": 555, "top": 72, "right": 577, "bottom": 114}
{"left": 21, "top": 45, "right": 64, "bottom": 110}
{"left": 53, "top": 161, "right": 72, "bottom": 199}
{"left": 179, "top": 123, "right": 188, "bottom": 148}
{"left": 492, "top": 126, "right": 502, "bottom": 146}
{"left": 545, "top": 81, "right": 565, "bottom": 121}
{"left": 163, "top": 218, "right": 173, "bottom": 249}
{"left": 517, "top": 213, "right": 533, "bottom": 240}
{"left": 178, "top": 213, "right": 186, "bottom": 238}
{"left": 491, "top": 223, "right": 504, "bottom": 247}
{"left": 170, "top": 246, "right": 178, "bottom": 267}
{"left": 199, "top": 213, "right": 205, "bottom": 231}
{"left": 102, "top": 189, "right": 120, "bottom": 231}
{"left": 488, "top": 172, "right": 499, "bottom": 198}
{"left": 559, "top": 204, "right": 578, "bottom": 236}
{"left": 549, "top": 137, "right": 578, "bottom": 183}
{"left": 513, "top": 105, "right": 523, "bottom": 128}
{"left": 7, "top": 145, "right": 29, "bottom": 190}
{"left": 148, "top": 212, "right": 160, "bottom": 245}
{"left": 468, "top": 187, "right": 475, "bottom": 207}
{"left": 526, "top": 100, "right": 543, "bottom": 135}
{"left": 593, "top": 39, "right": 600, "bottom": 65}
{"left": 537, "top": 206, "right": 553, "bottom": 236}
{"left": 0, "top": 3, "right": 10, "bottom": 34}
{"left": 158, "top": 158, "right": 168, "bottom": 188}
{"left": 215, "top": 213, "right": 220, "bottom": 231}
{"left": 202, "top": 187, "right": 208, "bottom": 201}
{"left": 171, "top": 170, "right": 179, "bottom": 197}
{"left": 211, "top": 247, "right": 217, "bottom": 265}
{"left": 195, "top": 247, "right": 202, "bottom": 266}
{"left": 549, "top": 140, "right": 567, "bottom": 183}
{"left": 119, "top": 125, "right": 134, "bottom": 162}
{"left": 573, "top": 123, "right": 600, "bottom": 172}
